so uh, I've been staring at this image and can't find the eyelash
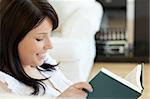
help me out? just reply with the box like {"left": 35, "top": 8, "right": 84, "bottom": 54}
{"left": 36, "top": 38, "right": 43, "bottom": 41}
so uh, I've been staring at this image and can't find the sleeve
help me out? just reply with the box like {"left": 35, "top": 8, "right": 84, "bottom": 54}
{"left": 56, "top": 67, "right": 73, "bottom": 86}
{"left": 45, "top": 54, "right": 73, "bottom": 85}
{"left": 46, "top": 54, "right": 73, "bottom": 85}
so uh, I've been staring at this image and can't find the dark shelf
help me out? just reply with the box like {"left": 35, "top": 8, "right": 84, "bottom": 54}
{"left": 96, "top": 0, "right": 126, "bottom": 9}
{"left": 95, "top": 0, "right": 149, "bottom": 63}
{"left": 94, "top": 56, "right": 150, "bottom": 63}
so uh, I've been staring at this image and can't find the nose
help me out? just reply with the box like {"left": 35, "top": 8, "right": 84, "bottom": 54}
{"left": 44, "top": 37, "right": 53, "bottom": 50}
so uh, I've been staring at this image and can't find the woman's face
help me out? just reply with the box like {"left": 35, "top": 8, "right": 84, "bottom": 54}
{"left": 18, "top": 17, "right": 53, "bottom": 67}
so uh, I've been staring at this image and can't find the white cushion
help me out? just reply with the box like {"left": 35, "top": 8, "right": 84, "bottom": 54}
{"left": 49, "top": 37, "right": 83, "bottom": 62}
{"left": 47, "top": 0, "right": 103, "bottom": 82}
{"left": 48, "top": 0, "right": 96, "bottom": 32}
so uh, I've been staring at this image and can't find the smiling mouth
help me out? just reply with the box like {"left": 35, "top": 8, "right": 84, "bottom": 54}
{"left": 36, "top": 53, "right": 46, "bottom": 60}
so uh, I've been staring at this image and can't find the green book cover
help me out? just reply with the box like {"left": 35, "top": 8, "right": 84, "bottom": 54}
{"left": 87, "top": 64, "right": 144, "bottom": 99}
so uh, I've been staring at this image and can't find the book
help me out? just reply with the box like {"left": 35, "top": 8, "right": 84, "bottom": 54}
{"left": 87, "top": 63, "right": 144, "bottom": 99}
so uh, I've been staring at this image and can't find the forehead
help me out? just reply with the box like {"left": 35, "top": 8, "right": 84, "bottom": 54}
{"left": 28, "top": 17, "right": 53, "bottom": 36}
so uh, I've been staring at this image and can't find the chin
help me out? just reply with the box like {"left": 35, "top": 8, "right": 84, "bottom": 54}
{"left": 38, "top": 62, "right": 44, "bottom": 66}
{"left": 33, "top": 61, "right": 44, "bottom": 67}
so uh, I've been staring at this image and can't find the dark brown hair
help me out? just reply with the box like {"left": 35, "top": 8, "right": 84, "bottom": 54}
{"left": 0, "top": 0, "right": 58, "bottom": 95}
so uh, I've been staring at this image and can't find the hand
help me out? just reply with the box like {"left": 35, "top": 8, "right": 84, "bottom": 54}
{"left": 56, "top": 82, "right": 93, "bottom": 99}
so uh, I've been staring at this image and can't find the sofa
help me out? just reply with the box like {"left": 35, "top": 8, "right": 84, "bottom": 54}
{"left": 48, "top": 0, "right": 103, "bottom": 83}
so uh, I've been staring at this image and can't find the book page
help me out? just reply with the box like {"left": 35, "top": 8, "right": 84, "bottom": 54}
{"left": 101, "top": 68, "right": 142, "bottom": 93}
{"left": 124, "top": 64, "right": 143, "bottom": 91}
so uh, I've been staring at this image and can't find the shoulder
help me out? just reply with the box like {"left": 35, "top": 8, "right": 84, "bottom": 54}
{"left": 0, "top": 71, "right": 10, "bottom": 82}
{"left": 0, "top": 81, "right": 11, "bottom": 93}
{"left": 0, "top": 71, "right": 19, "bottom": 91}
{"left": 0, "top": 71, "right": 33, "bottom": 95}
{"left": 0, "top": 71, "right": 11, "bottom": 93}
{"left": 0, "top": 71, "right": 17, "bottom": 83}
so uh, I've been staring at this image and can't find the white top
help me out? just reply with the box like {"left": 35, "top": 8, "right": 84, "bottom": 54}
{"left": 0, "top": 54, "right": 72, "bottom": 97}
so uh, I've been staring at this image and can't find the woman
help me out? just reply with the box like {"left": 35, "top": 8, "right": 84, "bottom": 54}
{"left": 0, "top": 0, "right": 93, "bottom": 98}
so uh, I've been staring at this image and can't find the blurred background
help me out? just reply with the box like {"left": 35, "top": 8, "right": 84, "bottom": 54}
{"left": 94, "top": 0, "right": 149, "bottom": 63}
{"left": 92, "top": 1, "right": 150, "bottom": 98}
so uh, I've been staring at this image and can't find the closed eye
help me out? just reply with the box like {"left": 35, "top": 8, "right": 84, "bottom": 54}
{"left": 36, "top": 38, "right": 43, "bottom": 41}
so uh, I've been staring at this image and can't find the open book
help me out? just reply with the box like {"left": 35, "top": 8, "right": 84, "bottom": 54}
{"left": 87, "top": 63, "right": 144, "bottom": 99}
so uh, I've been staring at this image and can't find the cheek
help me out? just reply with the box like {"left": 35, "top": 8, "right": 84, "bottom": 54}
{"left": 18, "top": 41, "right": 43, "bottom": 65}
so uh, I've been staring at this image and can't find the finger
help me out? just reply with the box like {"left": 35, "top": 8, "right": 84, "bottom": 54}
{"left": 74, "top": 90, "right": 88, "bottom": 98}
{"left": 72, "top": 82, "right": 93, "bottom": 92}
{"left": 80, "top": 90, "right": 88, "bottom": 97}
